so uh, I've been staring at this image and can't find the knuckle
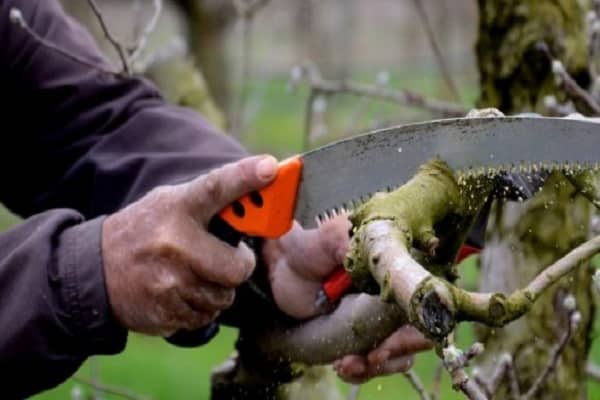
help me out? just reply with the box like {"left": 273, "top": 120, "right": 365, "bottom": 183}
{"left": 216, "top": 289, "right": 236, "bottom": 309}
{"left": 224, "top": 254, "right": 255, "bottom": 287}
{"left": 200, "top": 170, "right": 223, "bottom": 203}
{"left": 147, "top": 185, "right": 176, "bottom": 205}
{"left": 154, "top": 234, "right": 183, "bottom": 261}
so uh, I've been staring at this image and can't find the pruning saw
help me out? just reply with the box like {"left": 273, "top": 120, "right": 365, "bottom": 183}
{"left": 214, "top": 116, "right": 600, "bottom": 306}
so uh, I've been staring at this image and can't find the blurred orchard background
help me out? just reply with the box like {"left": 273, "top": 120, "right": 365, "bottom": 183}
{"left": 6, "top": 0, "right": 596, "bottom": 399}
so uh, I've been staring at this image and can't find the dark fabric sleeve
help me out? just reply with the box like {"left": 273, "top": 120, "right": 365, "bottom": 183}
{"left": 0, "top": 0, "right": 250, "bottom": 397}
{"left": 0, "top": 211, "right": 126, "bottom": 399}
{"left": 0, "top": 0, "right": 247, "bottom": 219}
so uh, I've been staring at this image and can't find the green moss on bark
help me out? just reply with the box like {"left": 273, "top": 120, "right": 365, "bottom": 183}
{"left": 476, "top": 0, "right": 590, "bottom": 113}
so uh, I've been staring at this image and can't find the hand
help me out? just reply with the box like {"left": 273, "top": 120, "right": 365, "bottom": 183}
{"left": 262, "top": 215, "right": 351, "bottom": 319}
{"left": 102, "top": 155, "right": 278, "bottom": 336}
{"left": 263, "top": 215, "right": 432, "bottom": 381}
{"left": 333, "top": 325, "right": 432, "bottom": 384}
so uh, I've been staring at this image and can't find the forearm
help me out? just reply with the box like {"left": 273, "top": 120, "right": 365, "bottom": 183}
{"left": 0, "top": 210, "right": 125, "bottom": 398}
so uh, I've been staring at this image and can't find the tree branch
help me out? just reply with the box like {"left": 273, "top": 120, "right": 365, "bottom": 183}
{"left": 522, "top": 308, "right": 581, "bottom": 400}
{"left": 72, "top": 376, "right": 150, "bottom": 400}
{"left": 9, "top": 8, "right": 117, "bottom": 76}
{"left": 537, "top": 42, "right": 600, "bottom": 115}
{"left": 473, "top": 353, "right": 520, "bottom": 399}
{"left": 129, "top": 0, "right": 163, "bottom": 64}
{"left": 253, "top": 294, "right": 405, "bottom": 365}
{"left": 403, "top": 370, "right": 431, "bottom": 400}
{"left": 430, "top": 361, "right": 444, "bottom": 400}
{"left": 442, "top": 343, "right": 487, "bottom": 400}
{"left": 86, "top": 0, "right": 131, "bottom": 75}
{"left": 525, "top": 236, "right": 600, "bottom": 298}
{"left": 409, "top": 0, "right": 461, "bottom": 101}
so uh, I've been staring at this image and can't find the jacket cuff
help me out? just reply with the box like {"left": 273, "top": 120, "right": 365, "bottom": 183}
{"left": 59, "top": 216, "right": 127, "bottom": 355}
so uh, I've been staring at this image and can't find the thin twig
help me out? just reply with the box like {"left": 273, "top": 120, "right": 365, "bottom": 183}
{"left": 474, "top": 353, "right": 520, "bottom": 399}
{"left": 89, "top": 358, "right": 102, "bottom": 400}
{"left": 430, "top": 361, "right": 444, "bottom": 400}
{"left": 403, "top": 370, "right": 431, "bottom": 400}
{"left": 72, "top": 376, "right": 151, "bottom": 400}
{"left": 522, "top": 310, "right": 581, "bottom": 400}
{"left": 86, "top": 0, "right": 131, "bottom": 75}
{"left": 231, "top": 0, "right": 270, "bottom": 138}
{"left": 442, "top": 343, "right": 488, "bottom": 400}
{"left": 409, "top": 0, "right": 461, "bottom": 101}
{"left": 347, "top": 384, "right": 360, "bottom": 400}
{"left": 303, "top": 90, "right": 318, "bottom": 151}
{"left": 129, "top": 0, "right": 162, "bottom": 64}
{"left": 8, "top": 8, "right": 118, "bottom": 76}
{"left": 526, "top": 235, "right": 600, "bottom": 298}
{"left": 297, "top": 64, "right": 466, "bottom": 117}
{"left": 537, "top": 42, "right": 600, "bottom": 116}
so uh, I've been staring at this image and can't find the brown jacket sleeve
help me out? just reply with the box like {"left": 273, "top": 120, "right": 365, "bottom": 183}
{"left": 0, "top": 0, "right": 247, "bottom": 397}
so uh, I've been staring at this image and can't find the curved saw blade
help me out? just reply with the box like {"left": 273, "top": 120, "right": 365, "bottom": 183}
{"left": 295, "top": 116, "right": 600, "bottom": 227}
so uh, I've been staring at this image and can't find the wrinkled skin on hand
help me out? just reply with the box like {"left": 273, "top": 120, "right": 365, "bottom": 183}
{"left": 333, "top": 325, "right": 431, "bottom": 383}
{"left": 102, "top": 155, "right": 278, "bottom": 336}
{"left": 263, "top": 215, "right": 432, "bottom": 383}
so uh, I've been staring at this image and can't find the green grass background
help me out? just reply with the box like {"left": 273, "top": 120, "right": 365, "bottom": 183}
{"left": 4, "top": 73, "right": 597, "bottom": 399}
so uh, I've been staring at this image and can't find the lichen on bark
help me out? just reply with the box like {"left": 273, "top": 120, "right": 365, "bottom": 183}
{"left": 476, "top": 0, "right": 590, "bottom": 113}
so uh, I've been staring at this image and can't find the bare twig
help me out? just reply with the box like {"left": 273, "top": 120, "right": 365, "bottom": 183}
{"left": 72, "top": 375, "right": 151, "bottom": 400}
{"left": 303, "top": 90, "right": 318, "bottom": 150}
{"left": 230, "top": 0, "right": 270, "bottom": 138}
{"left": 430, "top": 361, "right": 444, "bottom": 400}
{"left": 129, "top": 0, "right": 163, "bottom": 64}
{"left": 543, "top": 95, "right": 576, "bottom": 116}
{"left": 474, "top": 353, "right": 520, "bottom": 399}
{"left": 295, "top": 64, "right": 467, "bottom": 118}
{"left": 526, "top": 235, "right": 600, "bottom": 298}
{"left": 9, "top": 8, "right": 118, "bottom": 75}
{"left": 522, "top": 309, "right": 581, "bottom": 400}
{"left": 86, "top": 0, "right": 131, "bottom": 75}
{"left": 346, "top": 384, "right": 360, "bottom": 400}
{"left": 409, "top": 0, "right": 461, "bottom": 101}
{"left": 537, "top": 42, "right": 600, "bottom": 115}
{"left": 89, "top": 358, "right": 102, "bottom": 400}
{"left": 403, "top": 370, "right": 431, "bottom": 400}
{"left": 442, "top": 343, "right": 487, "bottom": 400}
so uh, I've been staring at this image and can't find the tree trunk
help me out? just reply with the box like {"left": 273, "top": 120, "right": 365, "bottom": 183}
{"left": 475, "top": 1, "right": 594, "bottom": 399}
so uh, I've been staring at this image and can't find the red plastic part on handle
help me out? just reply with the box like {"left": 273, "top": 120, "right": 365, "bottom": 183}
{"left": 322, "top": 267, "right": 354, "bottom": 302}
{"left": 456, "top": 244, "right": 481, "bottom": 263}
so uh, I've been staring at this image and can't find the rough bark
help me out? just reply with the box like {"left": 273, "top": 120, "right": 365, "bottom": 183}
{"left": 476, "top": 0, "right": 590, "bottom": 114}
{"left": 475, "top": 1, "right": 595, "bottom": 399}
{"left": 176, "top": 0, "right": 236, "bottom": 114}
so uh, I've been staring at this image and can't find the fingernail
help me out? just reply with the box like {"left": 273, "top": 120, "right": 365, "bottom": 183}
{"left": 257, "top": 156, "right": 278, "bottom": 181}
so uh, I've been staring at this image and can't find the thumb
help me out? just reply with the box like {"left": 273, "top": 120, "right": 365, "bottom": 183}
{"left": 184, "top": 155, "right": 278, "bottom": 222}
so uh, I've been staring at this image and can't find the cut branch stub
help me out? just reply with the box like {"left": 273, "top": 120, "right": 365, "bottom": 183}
{"left": 344, "top": 159, "right": 479, "bottom": 340}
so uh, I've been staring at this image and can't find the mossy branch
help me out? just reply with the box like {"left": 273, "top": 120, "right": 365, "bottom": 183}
{"left": 345, "top": 159, "right": 600, "bottom": 341}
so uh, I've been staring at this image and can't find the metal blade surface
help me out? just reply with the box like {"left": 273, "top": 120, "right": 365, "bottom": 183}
{"left": 295, "top": 116, "right": 600, "bottom": 228}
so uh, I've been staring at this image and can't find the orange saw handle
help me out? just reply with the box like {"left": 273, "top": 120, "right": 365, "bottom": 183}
{"left": 320, "top": 244, "right": 482, "bottom": 304}
{"left": 166, "top": 157, "right": 303, "bottom": 348}
{"left": 216, "top": 156, "right": 303, "bottom": 241}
